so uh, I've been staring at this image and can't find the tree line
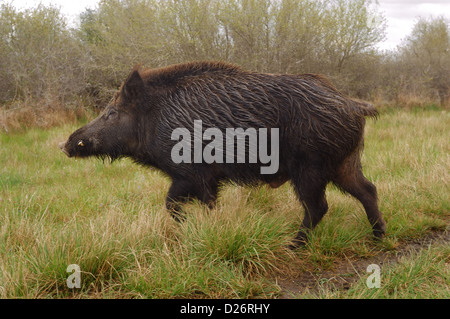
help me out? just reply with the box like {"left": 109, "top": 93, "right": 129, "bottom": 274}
{"left": 0, "top": 0, "right": 448, "bottom": 110}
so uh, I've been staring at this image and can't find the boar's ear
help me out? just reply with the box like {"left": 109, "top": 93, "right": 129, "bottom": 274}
{"left": 122, "top": 68, "right": 144, "bottom": 101}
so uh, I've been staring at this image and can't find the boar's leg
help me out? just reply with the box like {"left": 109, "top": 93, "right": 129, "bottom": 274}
{"left": 333, "top": 155, "right": 386, "bottom": 239}
{"left": 289, "top": 171, "right": 329, "bottom": 249}
{"left": 166, "top": 179, "right": 218, "bottom": 222}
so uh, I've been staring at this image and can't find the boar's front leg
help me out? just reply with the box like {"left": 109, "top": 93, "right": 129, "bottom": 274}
{"left": 166, "top": 179, "right": 218, "bottom": 222}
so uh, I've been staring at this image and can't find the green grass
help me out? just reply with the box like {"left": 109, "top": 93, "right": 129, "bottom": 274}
{"left": 305, "top": 243, "right": 450, "bottom": 299}
{"left": 0, "top": 108, "right": 448, "bottom": 298}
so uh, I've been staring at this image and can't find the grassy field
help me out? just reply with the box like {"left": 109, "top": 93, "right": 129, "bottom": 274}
{"left": 0, "top": 107, "right": 448, "bottom": 298}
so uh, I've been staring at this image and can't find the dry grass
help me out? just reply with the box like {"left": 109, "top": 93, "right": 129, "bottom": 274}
{"left": 0, "top": 98, "right": 93, "bottom": 133}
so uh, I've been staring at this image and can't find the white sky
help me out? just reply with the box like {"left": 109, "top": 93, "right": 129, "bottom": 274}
{"left": 6, "top": 0, "right": 450, "bottom": 51}
{"left": 377, "top": 0, "right": 450, "bottom": 50}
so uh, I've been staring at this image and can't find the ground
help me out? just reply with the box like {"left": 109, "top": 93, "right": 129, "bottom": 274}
{"left": 276, "top": 228, "right": 449, "bottom": 298}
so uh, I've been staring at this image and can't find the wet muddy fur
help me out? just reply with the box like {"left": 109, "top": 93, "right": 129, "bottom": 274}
{"left": 61, "top": 61, "right": 386, "bottom": 249}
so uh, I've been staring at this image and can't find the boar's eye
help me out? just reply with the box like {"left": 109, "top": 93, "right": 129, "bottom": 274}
{"left": 106, "top": 108, "right": 118, "bottom": 120}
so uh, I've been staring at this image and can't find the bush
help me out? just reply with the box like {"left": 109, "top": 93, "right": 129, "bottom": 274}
{"left": 0, "top": 3, "right": 88, "bottom": 104}
{"left": 0, "top": 0, "right": 448, "bottom": 132}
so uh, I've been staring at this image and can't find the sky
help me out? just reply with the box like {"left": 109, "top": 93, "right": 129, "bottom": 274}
{"left": 7, "top": 0, "right": 450, "bottom": 51}
{"left": 376, "top": 0, "right": 450, "bottom": 50}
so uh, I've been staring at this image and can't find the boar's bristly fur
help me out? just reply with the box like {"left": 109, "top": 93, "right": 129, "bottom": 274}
{"left": 60, "top": 61, "right": 386, "bottom": 248}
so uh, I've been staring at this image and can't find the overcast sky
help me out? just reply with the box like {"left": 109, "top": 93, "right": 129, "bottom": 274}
{"left": 377, "top": 0, "right": 450, "bottom": 50}
{"left": 8, "top": 0, "right": 450, "bottom": 51}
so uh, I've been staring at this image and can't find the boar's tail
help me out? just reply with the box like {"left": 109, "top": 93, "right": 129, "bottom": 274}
{"left": 352, "top": 100, "right": 379, "bottom": 119}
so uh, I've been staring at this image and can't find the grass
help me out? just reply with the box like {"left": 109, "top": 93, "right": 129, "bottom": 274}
{"left": 307, "top": 243, "right": 450, "bottom": 299}
{"left": 0, "top": 98, "right": 92, "bottom": 133}
{"left": 0, "top": 107, "right": 448, "bottom": 298}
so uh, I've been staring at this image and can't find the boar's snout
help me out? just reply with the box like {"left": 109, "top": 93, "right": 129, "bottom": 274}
{"left": 59, "top": 141, "right": 71, "bottom": 157}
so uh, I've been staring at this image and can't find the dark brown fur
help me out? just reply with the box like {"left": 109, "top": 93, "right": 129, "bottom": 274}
{"left": 60, "top": 61, "right": 386, "bottom": 248}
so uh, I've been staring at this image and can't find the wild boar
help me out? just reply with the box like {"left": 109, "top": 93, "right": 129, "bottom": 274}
{"left": 59, "top": 61, "right": 386, "bottom": 248}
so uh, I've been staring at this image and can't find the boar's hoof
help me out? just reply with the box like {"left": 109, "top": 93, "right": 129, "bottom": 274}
{"left": 373, "top": 229, "right": 386, "bottom": 240}
{"left": 288, "top": 231, "right": 308, "bottom": 250}
{"left": 170, "top": 210, "right": 186, "bottom": 223}
{"left": 372, "top": 220, "right": 386, "bottom": 240}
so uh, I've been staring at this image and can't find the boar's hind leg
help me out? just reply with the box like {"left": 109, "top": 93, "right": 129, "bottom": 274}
{"left": 289, "top": 171, "right": 329, "bottom": 249}
{"left": 166, "top": 179, "right": 218, "bottom": 222}
{"left": 333, "top": 155, "right": 386, "bottom": 239}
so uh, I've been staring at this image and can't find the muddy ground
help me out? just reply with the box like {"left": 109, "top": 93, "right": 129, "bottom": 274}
{"left": 275, "top": 228, "right": 450, "bottom": 298}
